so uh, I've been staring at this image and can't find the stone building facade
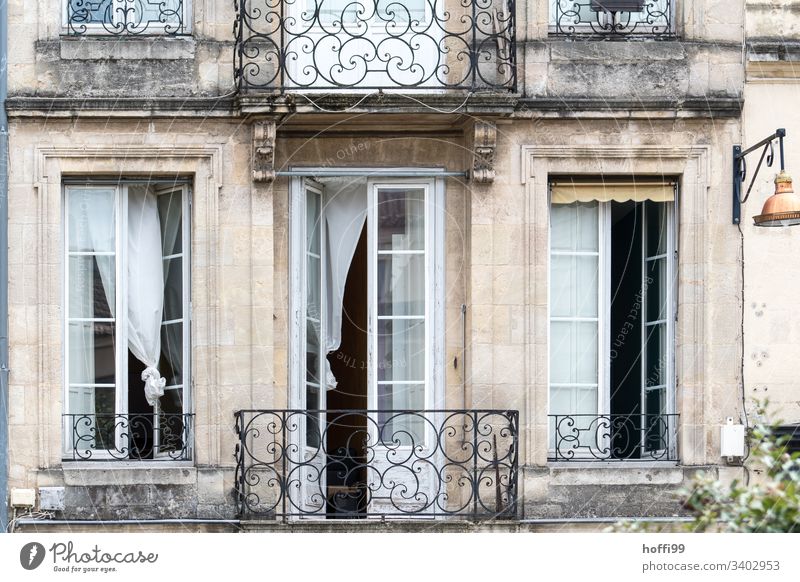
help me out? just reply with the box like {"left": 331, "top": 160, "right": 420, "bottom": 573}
{"left": 3, "top": 1, "right": 799, "bottom": 531}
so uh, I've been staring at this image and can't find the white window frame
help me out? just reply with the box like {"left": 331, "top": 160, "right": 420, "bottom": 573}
{"left": 62, "top": 0, "right": 192, "bottom": 36}
{"left": 62, "top": 182, "right": 192, "bottom": 461}
{"left": 547, "top": 195, "right": 677, "bottom": 460}
{"left": 288, "top": 174, "right": 445, "bottom": 445}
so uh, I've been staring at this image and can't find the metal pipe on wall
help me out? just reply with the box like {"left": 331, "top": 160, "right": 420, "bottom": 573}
{"left": 0, "top": 0, "right": 10, "bottom": 534}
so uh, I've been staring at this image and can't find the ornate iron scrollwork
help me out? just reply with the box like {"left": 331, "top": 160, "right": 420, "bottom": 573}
{"left": 234, "top": 409, "right": 519, "bottom": 519}
{"left": 63, "top": 413, "right": 194, "bottom": 461}
{"left": 234, "top": 0, "right": 517, "bottom": 92}
{"left": 66, "top": 1, "right": 187, "bottom": 36}
{"left": 552, "top": 0, "right": 674, "bottom": 39}
{"left": 548, "top": 413, "right": 679, "bottom": 461}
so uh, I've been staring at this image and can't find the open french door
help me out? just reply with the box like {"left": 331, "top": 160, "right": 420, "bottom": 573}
{"left": 290, "top": 175, "right": 444, "bottom": 517}
{"left": 290, "top": 179, "right": 328, "bottom": 516}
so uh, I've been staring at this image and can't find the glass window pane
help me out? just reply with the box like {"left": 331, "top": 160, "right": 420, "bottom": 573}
{"left": 136, "top": 0, "right": 183, "bottom": 23}
{"left": 68, "top": 188, "right": 116, "bottom": 252}
{"left": 575, "top": 321, "right": 598, "bottom": 384}
{"left": 576, "top": 255, "right": 599, "bottom": 317}
{"left": 645, "top": 323, "right": 666, "bottom": 387}
{"left": 162, "top": 257, "right": 183, "bottom": 321}
{"left": 645, "top": 257, "right": 667, "bottom": 322}
{"left": 306, "top": 385, "right": 321, "bottom": 448}
{"left": 645, "top": 387, "right": 667, "bottom": 451}
{"left": 377, "top": 253, "right": 425, "bottom": 317}
{"left": 550, "top": 255, "right": 572, "bottom": 318}
{"left": 577, "top": 202, "right": 599, "bottom": 252}
{"left": 306, "top": 318, "right": 321, "bottom": 384}
{"left": 69, "top": 255, "right": 115, "bottom": 319}
{"left": 377, "top": 384, "right": 425, "bottom": 445}
{"left": 377, "top": 318, "right": 425, "bottom": 382}
{"left": 67, "top": 0, "right": 113, "bottom": 24}
{"left": 549, "top": 321, "right": 597, "bottom": 385}
{"left": 69, "top": 385, "right": 115, "bottom": 451}
{"left": 550, "top": 203, "right": 576, "bottom": 251}
{"left": 377, "top": 188, "right": 425, "bottom": 251}
{"left": 549, "top": 321, "right": 572, "bottom": 384}
{"left": 159, "top": 322, "right": 183, "bottom": 387}
{"left": 68, "top": 322, "right": 116, "bottom": 385}
{"left": 158, "top": 190, "right": 183, "bottom": 255}
{"left": 307, "top": 192, "right": 321, "bottom": 255}
{"left": 307, "top": 255, "right": 321, "bottom": 322}
{"left": 646, "top": 202, "right": 667, "bottom": 256}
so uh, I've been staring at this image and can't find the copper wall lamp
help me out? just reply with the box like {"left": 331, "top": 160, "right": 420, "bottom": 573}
{"left": 733, "top": 128, "right": 800, "bottom": 227}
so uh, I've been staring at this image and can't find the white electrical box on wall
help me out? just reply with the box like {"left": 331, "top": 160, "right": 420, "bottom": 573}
{"left": 721, "top": 417, "right": 746, "bottom": 460}
{"left": 10, "top": 488, "right": 36, "bottom": 508}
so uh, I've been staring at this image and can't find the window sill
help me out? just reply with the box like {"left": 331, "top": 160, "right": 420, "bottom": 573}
{"left": 59, "top": 36, "right": 196, "bottom": 61}
{"left": 63, "top": 463, "right": 196, "bottom": 486}
{"left": 546, "top": 463, "right": 684, "bottom": 486}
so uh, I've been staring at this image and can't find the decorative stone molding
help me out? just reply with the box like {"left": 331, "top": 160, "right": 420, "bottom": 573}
{"left": 471, "top": 120, "right": 497, "bottom": 183}
{"left": 253, "top": 121, "right": 277, "bottom": 183}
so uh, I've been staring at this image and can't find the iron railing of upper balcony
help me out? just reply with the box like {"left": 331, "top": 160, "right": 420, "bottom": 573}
{"left": 234, "top": 409, "right": 519, "bottom": 519}
{"left": 63, "top": 413, "right": 194, "bottom": 461}
{"left": 233, "top": 0, "right": 517, "bottom": 92}
{"left": 551, "top": 0, "right": 675, "bottom": 39}
{"left": 548, "top": 414, "right": 679, "bottom": 462}
{"left": 65, "top": 1, "right": 189, "bottom": 36}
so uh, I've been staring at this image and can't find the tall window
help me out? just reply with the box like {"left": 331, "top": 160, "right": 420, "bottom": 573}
{"left": 64, "top": 182, "right": 191, "bottom": 460}
{"left": 548, "top": 180, "right": 677, "bottom": 461}
{"left": 64, "top": 1, "right": 190, "bottom": 35}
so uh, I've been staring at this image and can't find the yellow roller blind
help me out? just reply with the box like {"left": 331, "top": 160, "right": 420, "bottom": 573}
{"left": 550, "top": 181, "right": 675, "bottom": 204}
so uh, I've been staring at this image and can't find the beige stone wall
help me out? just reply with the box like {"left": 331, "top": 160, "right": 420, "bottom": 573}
{"left": 746, "top": 0, "right": 800, "bottom": 38}
{"left": 742, "top": 79, "right": 800, "bottom": 426}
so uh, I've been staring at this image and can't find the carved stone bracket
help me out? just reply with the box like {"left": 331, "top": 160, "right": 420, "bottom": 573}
{"left": 253, "top": 120, "right": 277, "bottom": 182}
{"left": 471, "top": 120, "right": 497, "bottom": 183}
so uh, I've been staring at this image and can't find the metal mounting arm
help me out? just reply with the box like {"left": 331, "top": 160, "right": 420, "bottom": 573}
{"left": 733, "top": 128, "right": 786, "bottom": 224}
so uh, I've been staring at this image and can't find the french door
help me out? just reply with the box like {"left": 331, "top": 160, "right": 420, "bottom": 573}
{"left": 290, "top": 175, "right": 443, "bottom": 516}
{"left": 548, "top": 197, "right": 676, "bottom": 460}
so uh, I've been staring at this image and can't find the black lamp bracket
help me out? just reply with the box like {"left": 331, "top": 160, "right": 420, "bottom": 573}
{"left": 733, "top": 128, "right": 786, "bottom": 224}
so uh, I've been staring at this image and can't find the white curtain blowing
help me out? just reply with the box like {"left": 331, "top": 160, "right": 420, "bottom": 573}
{"left": 128, "top": 187, "right": 167, "bottom": 406}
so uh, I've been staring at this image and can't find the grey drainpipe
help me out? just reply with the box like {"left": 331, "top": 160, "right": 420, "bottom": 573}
{"left": 0, "top": 0, "right": 9, "bottom": 534}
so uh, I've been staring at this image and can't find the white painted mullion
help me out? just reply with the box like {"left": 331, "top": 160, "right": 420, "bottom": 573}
{"left": 600, "top": 202, "right": 611, "bottom": 458}
{"left": 668, "top": 194, "right": 678, "bottom": 458}
{"left": 367, "top": 179, "right": 377, "bottom": 441}
{"left": 63, "top": 186, "right": 71, "bottom": 456}
{"left": 117, "top": 184, "right": 129, "bottom": 455}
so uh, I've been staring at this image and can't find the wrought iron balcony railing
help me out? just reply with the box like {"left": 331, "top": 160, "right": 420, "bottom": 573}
{"left": 548, "top": 413, "right": 679, "bottom": 462}
{"left": 234, "top": 0, "right": 517, "bottom": 92}
{"left": 234, "top": 409, "right": 519, "bottom": 519}
{"left": 551, "top": 0, "right": 675, "bottom": 39}
{"left": 63, "top": 413, "right": 194, "bottom": 461}
{"left": 65, "top": 0, "right": 189, "bottom": 36}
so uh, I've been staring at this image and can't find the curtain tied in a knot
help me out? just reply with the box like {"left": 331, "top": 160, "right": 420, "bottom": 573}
{"left": 142, "top": 367, "right": 166, "bottom": 407}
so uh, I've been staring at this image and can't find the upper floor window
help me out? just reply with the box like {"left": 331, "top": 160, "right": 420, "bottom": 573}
{"left": 547, "top": 180, "right": 679, "bottom": 462}
{"left": 549, "top": 0, "right": 675, "bottom": 39}
{"left": 64, "top": 1, "right": 190, "bottom": 36}
{"left": 63, "top": 181, "right": 192, "bottom": 461}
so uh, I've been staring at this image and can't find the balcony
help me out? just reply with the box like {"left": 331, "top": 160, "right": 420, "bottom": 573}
{"left": 233, "top": 0, "right": 517, "bottom": 92}
{"left": 234, "top": 409, "right": 519, "bottom": 519}
{"left": 550, "top": 0, "right": 675, "bottom": 39}
{"left": 548, "top": 414, "right": 679, "bottom": 462}
{"left": 63, "top": 413, "right": 194, "bottom": 461}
